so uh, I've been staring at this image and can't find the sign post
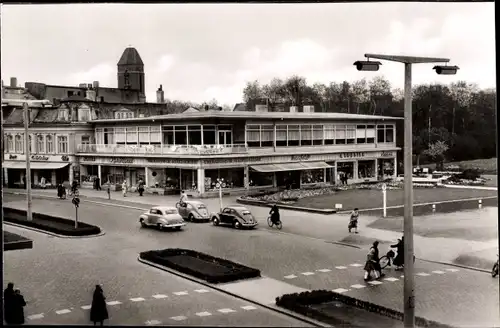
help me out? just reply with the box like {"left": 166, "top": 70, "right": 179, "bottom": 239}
{"left": 72, "top": 196, "right": 80, "bottom": 228}
{"left": 23, "top": 103, "right": 33, "bottom": 221}
{"left": 382, "top": 183, "right": 387, "bottom": 218}
{"left": 216, "top": 178, "right": 224, "bottom": 211}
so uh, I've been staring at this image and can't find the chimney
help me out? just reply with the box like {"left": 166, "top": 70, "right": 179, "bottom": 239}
{"left": 156, "top": 84, "right": 165, "bottom": 103}
{"left": 289, "top": 106, "right": 298, "bottom": 113}
{"left": 10, "top": 77, "right": 17, "bottom": 87}
{"left": 79, "top": 83, "right": 87, "bottom": 88}
{"left": 93, "top": 81, "right": 99, "bottom": 89}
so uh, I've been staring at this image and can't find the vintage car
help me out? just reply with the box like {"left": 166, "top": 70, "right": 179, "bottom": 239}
{"left": 176, "top": 200, "right": 211, "bottom": 222}
{"left": 139, "top": 206, "right": 186, "bottom": 230}
{"left": 211, "top": 205, "right": 258, "bottom": 229}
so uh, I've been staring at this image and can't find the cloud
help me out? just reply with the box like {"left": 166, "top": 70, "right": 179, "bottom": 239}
{"left": 157, "top": 55, "right": 176, "bottom": 73}
{"left": 68, "top": 63, "right": 115, "bottom": 86}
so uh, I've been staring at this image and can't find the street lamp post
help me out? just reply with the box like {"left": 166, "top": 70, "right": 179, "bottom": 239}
{"left": 354, "top": 54, "right": 458, "bottom": 328}
{"left": 23, "top": 102, "right": 33, "bottom": 221}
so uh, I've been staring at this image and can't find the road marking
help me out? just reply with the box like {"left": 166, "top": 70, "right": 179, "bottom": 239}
{"left": 332, "top": 288, "right": 349, "bottom": 293}
{"left": 27, "top": 313, "right": 44, "bottom": 320}
{"left": 55, "top": 309, "right": 71, "bottom": 315}
{"left": 401, "top": 275, "right": 404, "bottom": 278}
{"left": 416, "top": 272, "right": 430, "bottom": 276}
{"left": 173, "top": 291, "right": 188, "bottom": 296}
{"left": 384, "top": 277, "right": 399, "bottom": 282}
{"left": 349, "top": 263, "right": 363, "bottom": 267}
{"left": 130, "top": 297, "right": 146, "bottom": 302}
{"left": 218, "top": 308, "right": 236, "bottom": 314}
{"left": 241, "top": 305, "right": 257, "bottom": 310}
{"left": 350, "top": 284, "right": 366, "bottom": 289}
{"left": 145, "top": 320, "right": 162, "bottom": 325}
{"left": 194, "top": 289, "right": 210, "bottom": 293}
{"left": 170, "top": 316, "right": 187, "bottom": 321}
{"left": 335, "top": 266, "right": 347, "bottom": 269}
{"left": 368, "top": 281, "right": 383, "bottom": 285}
{"left": 106, "top": 301, "right": 122, "bottom": 306}
{"left": 81, "top": 305, "right": 91, "bottom": 310}
{"left": 284, "top": 274, "right": 297, "bottom": 279}
{"left": 432, "top": 270, "right": 445, "bottom": 274}
{"left": 317, "top": 269, "right": 331, "bottom": 272}
{"left": 301, "top": 272, "right": 315, "bottom": 276}
{"left": 196, "top": 311, "right": 212, "bottom": 317}
{"left": 445, "top": 268, "right": 460, "bottom": 272}
{"left": 152, "top": 294, "right": 168, "bottom": 299}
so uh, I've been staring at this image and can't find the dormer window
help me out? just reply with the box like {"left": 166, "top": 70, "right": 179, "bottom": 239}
{"left": 58, "top": 108, "right": 69, "bottom": 121}
{"left": 78, "top": 106, "right": 91, "bottom": 122}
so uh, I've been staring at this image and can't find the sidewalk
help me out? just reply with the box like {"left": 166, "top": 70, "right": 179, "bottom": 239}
{"left": 444, "top": 184, "right": 498, "bottom": 191}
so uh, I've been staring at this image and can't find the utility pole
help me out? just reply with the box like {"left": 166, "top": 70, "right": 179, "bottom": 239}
{"left": 23, "top": 102, "right": 33, "bottom": 221}
{"left": 428, "top": 104, "right": 432, "bottom": 147}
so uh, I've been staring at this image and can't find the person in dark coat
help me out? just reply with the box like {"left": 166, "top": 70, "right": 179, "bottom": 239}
{"left": 22, "top": 176, "right": 26, "bottom": 189}
{"left": 391, "top": 237, "right": 404, "bottom": 269}
{"left": 4, "top": 282, "right": 15, "bottom": 324}
{"left": 96, "top": 177, "right": 101, "bottom": 191}
{"left": 90, "top": 285, "right": 108, "bottom": 326}
{"left": 11, "top": 289, "right": 26, "bottom": 324}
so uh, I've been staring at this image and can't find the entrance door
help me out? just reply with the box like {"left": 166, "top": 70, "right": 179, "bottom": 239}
{"left": 218, "top": 131, "right": 232, "bottom": 145}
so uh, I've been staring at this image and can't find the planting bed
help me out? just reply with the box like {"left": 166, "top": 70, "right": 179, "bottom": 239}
{"left": 140, "top": 248, "right": 261, "bottom": 284}
{"left": 3, "top": 207, "right": 101, "bottom": 237}
{"left": 276, "top": 290, "right": 451, "bottom": 328}
{"left": 4, "top": 231, "right": 33, "bottom": 251}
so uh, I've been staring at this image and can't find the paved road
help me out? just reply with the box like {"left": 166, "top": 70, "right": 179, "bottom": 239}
{"left": 4, "top": 194, "right": 499, "bottom": 327}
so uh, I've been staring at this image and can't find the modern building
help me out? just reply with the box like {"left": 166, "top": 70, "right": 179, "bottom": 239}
{"left": 76, "top": 108, "right": 401, "bottom": 197}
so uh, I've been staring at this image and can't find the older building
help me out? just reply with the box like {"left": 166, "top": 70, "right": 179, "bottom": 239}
{"left": 76, "top": 107, "right": 401, "bottom": 197}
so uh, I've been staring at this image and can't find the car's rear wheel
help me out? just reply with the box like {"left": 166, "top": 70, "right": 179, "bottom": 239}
{"left": 175, "top": 226, "right": 182, "bottom": 230}
{"left": 188, "top": 214, "right": 195, "bottom": 222}
{"left": 157, "top": 223, "right": 163, "bottom": 231}
{"left": 212, "top": 217, "right": 220, "bottom": 226}
{"left": 234, "top": 221, "right": 241, "bottom": 229}
{"left": 140, "top": 219, "right": 146, "bottom": 228}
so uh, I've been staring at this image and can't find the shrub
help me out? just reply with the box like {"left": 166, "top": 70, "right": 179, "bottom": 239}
{"left": 3, "top": 207, "right": 101, "bottom": 237}
{"left": 140, "top": 248, "right": 261, "bottom": 284}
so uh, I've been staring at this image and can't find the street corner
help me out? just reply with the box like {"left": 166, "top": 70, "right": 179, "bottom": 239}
{"left": 452, "top": 251, "right": 497, "bottom": 271}
{"left": 337, "top": 233, "right": 394, "bottom": 248}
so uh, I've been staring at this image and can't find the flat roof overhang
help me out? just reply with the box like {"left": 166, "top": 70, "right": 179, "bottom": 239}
{"left": 4, "top": 231, "right": 33, "bottom": 251}
{"left": 3, "top": 162, "right": 70, "bottom": 170}
{"left": 250, "top": 161, "right": 333, "bottom": 173}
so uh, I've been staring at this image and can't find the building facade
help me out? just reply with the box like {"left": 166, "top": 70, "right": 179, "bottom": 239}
{"left": 76, "top": 110, "right": 401, "bottom": 197}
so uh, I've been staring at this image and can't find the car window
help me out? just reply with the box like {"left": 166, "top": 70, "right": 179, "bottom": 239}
{"left": 223, "top": 208, "right": 231, "bottom": 213}
{"left": 242, "top": 210, "right": 251, "bottom": 215}
{"left": 150, "top": 209, "right": 158, "bottom": 214}
{"left": 165, "top": 209, "right": 177, "bottom": 214}
{"left": 157, "top": 210, "right": 163, "bottom": 216}
{"left": 197, "top": 204, "right": 207, "bottom": 209}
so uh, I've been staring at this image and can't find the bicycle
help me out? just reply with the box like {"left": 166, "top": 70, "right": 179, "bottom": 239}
{"left": 67, "top": 188, "right": 80, "bottom": 198}
{"left": 267, "top": 216, "right": 282, "bottom": 230}
{"left": 379, "top": 248, "right": 415, "bottom": 270}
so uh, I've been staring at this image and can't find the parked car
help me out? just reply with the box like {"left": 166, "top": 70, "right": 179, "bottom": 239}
{"left": 139, "top": 206, "right": 186, "bottom": 230}
{"left": 211, "top": 205, "right": 258, "bottom": 229}
{"left": 176, "top": 200, "right": 211, "bottom": 222}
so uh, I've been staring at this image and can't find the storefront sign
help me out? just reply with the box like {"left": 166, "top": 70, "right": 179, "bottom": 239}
{"left": 147, "top": 158, "right": 198, "bottom": 165}
{"left": 9, "top": 155, "right": 17, "bottom": 160}
{"left": 202, "top": 156, "right": 262, "bottom": 165}
{"left": 31, "top": 155, "right": 49, "bottom": 161}
{"left": 110, "top": 157, "right": 134, "bottom": 164}
{"left": 61, "top": 155, "right": 69, "bottom": 161}
{"left": 291, "top": 155, "right": 310, "bottom": 161}
{"left": 380, "top": 151, "right": 394, "bottom": 157}
{"left": 339, "top": 152, "right": 365, "bottom": 159}
{"left": 82, "top": 157, "right": 96, "bottom": 162}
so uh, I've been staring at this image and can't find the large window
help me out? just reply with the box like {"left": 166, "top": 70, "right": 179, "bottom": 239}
{"left": 346, "top": 125, "right": 356, "bottom": 144}
{"left": 36, "top": 135, "right": 44, "bottom": 153}
{"left": 358, "top": 160, "right": 376, "bottom": 179}
{"left": 126, "top": 127, "right": 137, "bottom": 144}
{"left": 46, "top": 135, "right": 54, "bottom": 153}
{"left": 324, "top": 125, "right": 335, "bottom": 145}
{"left": 249, "top": 170, "right": 273, "bottom": 187}
{"left": 174, "top": 126, "right": 187, "bottom": 145}
{"left": 7, "top": 135, "right": 14, "bottom": 152}
{"left": 138, "top": 127, "right": 149, "bottom": 144}
{"left": 356, "top": 125, "right": 366, "bottom": 144}
{"left": 335, "top": 125, "right": 346, "bottom": 144}
{"left": 204, "top": 168, "right": 244, "bottom": 191}
{"left": 150, "top": 126, "right": 161, "bottom": 144}
{"left": 115, "top": 128, "right": 126, "bottom": 144}
{"left": 246, "top": 125, "right": 260, "bottom": 148}
{"left": 260, "top": 125, "right": 273, "bottom": 147}
{"left": 276, "top": 125, "right": 287, "bottom": 147}
{"left": 313, "top": 125, "right": 323, "bottom": 145}
{"left": 287, "top": 125, "right": 300, "bottom": 146}
{"left": 163, "top": 126, "right": 174, "bottom": 145}
{"left": 366, "top": 125, "right": 375, "bottom": 143}
{"left": 15, "top": 135, "right": 23, "bottom": 153}
{"left": 188, "top": 125, "right": 202, "bottom": 145}
{"left": 57, "top": 136, "right": 68, "bottom": 153}
{"left": 301, "top": 169, "right": 324, "bottom": 184}
{"left": 300, "top": 125, "right": 312, "bottom": 146}
{"left": 203, "top": 125, "right": 216, "bottom": 144}
{"left": 377, "top": 124, "right": 394, "bottom": 143}
{"left": 103, "top": 128, "right": 114, "bottom": 145}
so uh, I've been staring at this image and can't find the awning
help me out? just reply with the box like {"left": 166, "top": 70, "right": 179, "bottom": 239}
{"left": 3, "top": 161, "right": 69, "bottom": 170}
{"left": 250, "top": 161, "right": 333, "bottom": 173}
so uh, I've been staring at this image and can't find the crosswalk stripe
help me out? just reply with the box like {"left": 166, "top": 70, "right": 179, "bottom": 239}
{"left": 196, "top": 311, "right": 212, "bottom": 317}
{"left": 106, "top": 301, "right": 122, "bottom": 306}
{"left": 332, "top": 288, "right": 349, "bottom": 293}
{"left": 173, "top": 291, "right": 188, "bottom": 296}
{"left": 170, "top": 316, "right": 187, "bottom": 321}
{"left": 152, "top": 294, "right": 168, "bottom": 299}
{"left": 241, "top": 305, "right": 257, "bottom": 310}
{"left": 218, "top": 308, "right": 236, "bottom": 313}
{"left": 284, "top": 274, "right": 297, "bottom": 279}
{"left": 194, "top": 289, "right": 210, "bottom": 293}
{"left": 27, "top": 313, "right": 44, "bottom": 320}
{"left": 81, "top": 305, "right": 91, "bottom": 310}
{"left": 55, "top": 309, "right": 71, "bottom": 315}
{"left": 130, "top": 297, "right": 146, "bottom": 302}
{"left": 145, "top": 320, "right": 162, "bottom": 325}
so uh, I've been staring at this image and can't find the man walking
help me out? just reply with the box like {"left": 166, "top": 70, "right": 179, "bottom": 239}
{"left": 4, "top": 282, "right": 15, "bottom": 324}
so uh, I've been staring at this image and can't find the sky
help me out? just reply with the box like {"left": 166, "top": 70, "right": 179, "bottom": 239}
{"left": 1, "top": 3, "right": 496, "bottom": 107}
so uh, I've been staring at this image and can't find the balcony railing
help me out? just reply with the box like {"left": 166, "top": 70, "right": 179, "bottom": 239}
{"left": 77, "top": 144, "right": 248, "bottom": 155}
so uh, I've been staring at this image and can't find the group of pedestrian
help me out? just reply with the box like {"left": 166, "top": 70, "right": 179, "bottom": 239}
{"left": 338, "top": 172, "right": 349, "bottom": 185}
{"left": 4, "top": 283, "right": 26, "bottom": 325}
{"left": 363, "top": 238, "right": 405, "bottom": 281}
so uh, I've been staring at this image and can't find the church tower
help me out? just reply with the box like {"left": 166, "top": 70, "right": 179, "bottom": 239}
{"left": 117, "top": 47, "right": 145, "bottom": 101}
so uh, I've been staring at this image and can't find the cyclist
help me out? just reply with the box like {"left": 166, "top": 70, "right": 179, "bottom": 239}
{"left": 364, "top": 241, "right": 384, "bottom": 281}
{"left": 348, "top": 208, "right": 359, "bottom": 233}
{"left": 269, "top": 204, "right": 280, "bottom": 225}
{"left": 390, "top": 236, "right": 404, "bottom": 270}
{"left": 179, "top": 190, "right": 188, "bottom": 205}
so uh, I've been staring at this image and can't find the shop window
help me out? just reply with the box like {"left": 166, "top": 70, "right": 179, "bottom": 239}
{"left": 249, "top": 170, "right": 273, "bottom": 187}
{"left": 346, "top": 125, "right": 356, "bottom": 144}
{"left": 313, "top": 125, "right": 323, "bottom": 145}
{"left": 7, "top": 135, "right": 14, "bottom": 152}
{"left": 300, "top": 125, "right": 312, "bottom": 146}
{"left": 377, "top": 125, "right": 385, "bottom": 143}
{"left": 301, "top": 169, "right": 324, "bottom": 184}
{"left": 203, "top": 125, "right": 216, "bottom": 145}
{"left": 174, "top": 126, "right": 187, "bottom": 145}
{"left": 276, "top": 125, "right": 287, "bottom": 147}
{"left": 187, "top": 125, "right": 202, "bottom": 145}
{"left": 15, "top": 135, "right": 23, "bottom": 153}
{"left": 356, "top": 125, "right": 366, "bottom": 144}
{"left": 324, "top": 125, "right": 335, "bottom": 145}
{"left": 57, "top": 135, "right": 68, "bottom": 153}
{"left": 335, "top": 125, "right": 346, "bottom": 144}
{"left": 358, "top": 160, "right": 375, "bottom": 179}
{"left": 204, "top": 168, "right": 244, "bottom": 191}
{"left": 366, "top": 125, "right": 375, "bottom": 143}
{"left": 337, "top": 162, "right": 354, "bottom": 180}
{"left": 45, "top": 135, "right": 53, "bottom": 153}
{"left": 36, "top": 135, "right": 44, "bottom": 153}
{"left": 287, "top": 125, "right": 300, "bottom": 146}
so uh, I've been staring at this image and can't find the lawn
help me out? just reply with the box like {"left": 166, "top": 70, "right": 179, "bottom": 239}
{"left": 294, "top": 187, "right": 498, "bottom": 211}
{"left": 422, "top": 157, "right": 497, "bottom": 174}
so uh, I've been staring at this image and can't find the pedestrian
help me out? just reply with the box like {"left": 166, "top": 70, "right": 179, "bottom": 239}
{"left": 22, "top": 176, "right": 26, "bottom": 189}
{"left": 11, "top": 289, "right": 26, "bottom": 324}
{"left": 179, "top": 190, "right": 188, "bottom": 204}
{"left": 122, "top": 180, "right": 128, "bottom": 197}
{"left": 364, "top": 241, "right": 384, "bottom": 281}
{"left": 137, "top": 179, "right": 144, "bottom": 197}
{"left": 348, "top": 207, "right": 359, "bottom": 233}
{"left": 90, "top": 285, "right": 109, "bottom": 326}
{"left": 4, "top": 282, "right": 15, "bottom": 324}
{"left": 40, "top": 176, "right": 46, "bottom": 189}
{"left": 96, "top": 177, "right": 101, "bottom": 191}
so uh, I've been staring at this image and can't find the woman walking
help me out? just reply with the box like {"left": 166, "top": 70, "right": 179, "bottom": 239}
{"left": 90, "top": 285, "right": 109, "bottom": 326}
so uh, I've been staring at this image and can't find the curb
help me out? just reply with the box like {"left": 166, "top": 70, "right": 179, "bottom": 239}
{"left": 4, "top": 239, "right": 33, "bottom": 251}
{"left": 237, "top": 197, "right": 337, "bottom": 215}
{"left": 3, "top": 221, "right": 106, "bottom": 239}
{"left": 418, "top": 258, "right": 492, "bottom": 274}
{"left": 137, "top": 256, "right": 331, "bottom": 327}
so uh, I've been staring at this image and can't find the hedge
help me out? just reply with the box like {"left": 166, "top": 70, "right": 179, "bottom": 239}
{"left": 140, "top": 248, "right": 261, "bottom": 284}
{"left": 276, "top": 290, "right": 454, "bottom": 328}
{"left": 3, "top": 207, "right": 101, "bottom": 237}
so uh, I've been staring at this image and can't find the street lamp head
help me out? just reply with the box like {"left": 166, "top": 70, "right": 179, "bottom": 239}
{"left": 353, "top": 60, "right": 382, "bottom": 71}
{"left": 433, "top": 65, "right": 459, "bottom": 75}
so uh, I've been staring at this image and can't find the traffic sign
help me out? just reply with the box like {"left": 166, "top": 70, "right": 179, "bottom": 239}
{"left": 222, "top": 182, "right": 227, "bottom": 188}
{"left": 216, "top": 183, "right": 221, "bottom": 188}
{"left": 72, "top": 197, "right": 80, "bottom": 207}
{"left": 381, "top": 183, "right": 387, "bottom": 191}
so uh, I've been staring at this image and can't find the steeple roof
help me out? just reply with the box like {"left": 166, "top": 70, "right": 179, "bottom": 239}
{"left": 117, "top": 47, "right": 144, "bottom": 66}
